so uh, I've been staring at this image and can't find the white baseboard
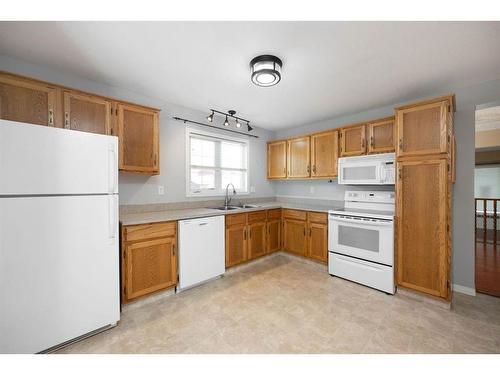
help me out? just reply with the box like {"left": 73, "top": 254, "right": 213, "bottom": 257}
{"left": 453, "top": 284, "right": 476, "bottom": 296}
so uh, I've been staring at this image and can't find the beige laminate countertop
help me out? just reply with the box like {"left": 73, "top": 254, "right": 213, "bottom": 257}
{"left": 120, "top": 201, "right": 343, "bottom": 226}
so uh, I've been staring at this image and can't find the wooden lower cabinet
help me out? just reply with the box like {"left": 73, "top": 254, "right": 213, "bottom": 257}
{"left": 267, "top": 219, "right": 281, "bottom": 253}
{"left": 121, "top": 221, "right": 177, "bottom": 303}
{"left": 283, "top": 210, "right": 328, "bottom": 263}
{"left": 248, "top": 222, "right": 267, "bottom": 260}
{"left": 225, "top": 223, "right": 247, "bottom": 267}
{"left": 396, "top": 158, "right": 450, "bottom": 299}
{"left": 283, "top": 218, "right": 308, "bottom": 256}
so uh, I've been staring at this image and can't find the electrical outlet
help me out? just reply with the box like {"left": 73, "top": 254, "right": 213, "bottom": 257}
{"left": 158, "top": 185, "right": 165, "bottom": 195}
{"left": 309, "top": 186, "right": 315, "bottom": 194}
{"left": 250, "top": 186, "right": 256, "bottom": 193}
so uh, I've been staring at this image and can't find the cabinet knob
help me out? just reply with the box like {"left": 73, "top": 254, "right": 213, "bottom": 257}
{"left": 48, "top": 109, "right": 54, "bottom": 126}
{"left": 64, "top": 112, "right": 70, "bottom": 129}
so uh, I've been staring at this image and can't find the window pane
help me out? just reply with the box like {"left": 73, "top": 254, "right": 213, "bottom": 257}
{"left": 221, "top": 141, "right": 246, "bottom": 169}
{"left": 190, "top": 168, "right": 215, "bottom": 192}
{"left": 191, "top": 137, "right": 215, "bottom": 167}
{"left": 221, "top": 170, "right": 247, "bottom": 191}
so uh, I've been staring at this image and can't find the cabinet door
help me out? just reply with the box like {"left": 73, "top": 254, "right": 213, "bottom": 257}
{"left": 340, "top": 125, "right": 366, "bottom": 156}
{"left": 311, "top": 130, "right": 338, "bottom": 178}
{"left": 267, "top": 140, "right": 287, "bottom": 179}
{"left": 0, "top": 74, "right": 58, "bottom": 127}
{"left": 125, "top": 237, "right": 177, "bottom": 301}
{"left": 396, "top": 101, "right": 448, "bottom": 157}
{"left": 248, "top": 222, "right": 267, "bottom": 260}
{"left": 287, "top": 136, "right": 310, "bottom": 178}
{"left": 283, "top": 218, "right": 307, "bottom": 256}
{"left": 367, "top": 118, "right": 395, "bottom": 154}
{"left": 63, "top": 91, "right": 112, "bottom": 135}
{"left": 396, "top": 159, "right": 449, "bottom": 298}
{"left": 225, "top": 224, "right": 247, "bottom": 267}
{"left": 267, "top": 220, "right": 281, "bottom": 253}
{"left": 307, "top": 223, "right": 328, "bottom": 263}
{"left": 117, "top": 103, "right": 160, "bottom": 174}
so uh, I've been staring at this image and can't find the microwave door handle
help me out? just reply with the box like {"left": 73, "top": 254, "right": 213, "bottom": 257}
{"left": 331, "top": 216, "right": 393, "bottom": 226}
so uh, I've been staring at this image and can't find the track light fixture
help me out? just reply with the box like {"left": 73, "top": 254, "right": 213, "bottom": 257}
{"left": 206, "top": 110, "right": 214, "bottom": 122}
{"left": 205, "top": 109, "right": 253, "bottom": 132}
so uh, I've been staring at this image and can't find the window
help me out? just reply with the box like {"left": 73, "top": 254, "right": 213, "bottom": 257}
{"left": 186, "top": 128, "right": 249, "bottom": 197}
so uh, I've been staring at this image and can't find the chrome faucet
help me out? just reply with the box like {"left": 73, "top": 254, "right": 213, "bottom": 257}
{"left": 224, "top": 183, "right": 236, "bottom": 207}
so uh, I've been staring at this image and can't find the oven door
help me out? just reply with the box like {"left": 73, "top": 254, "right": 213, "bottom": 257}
{"left": 328, "top": 214, "right": 394, "bottom": 266}
{"left": 338, "top": 161, "right": 383, "bottom": 185}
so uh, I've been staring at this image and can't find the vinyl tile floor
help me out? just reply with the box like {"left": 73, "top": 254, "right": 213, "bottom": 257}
{"left": 57, "top": 254, "right": 500, "bottom": 354}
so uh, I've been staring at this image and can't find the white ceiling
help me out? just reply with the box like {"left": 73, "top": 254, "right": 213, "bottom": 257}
{"left": 1, "top": 22, "right": 500, "bottom": 130}
{"left": 476, "top": 106, "right": 500, "bottom": 132}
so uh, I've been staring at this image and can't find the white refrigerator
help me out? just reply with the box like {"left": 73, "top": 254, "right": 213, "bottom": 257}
{"left": 0, "top": 119, "right": 120, "bottom": 353}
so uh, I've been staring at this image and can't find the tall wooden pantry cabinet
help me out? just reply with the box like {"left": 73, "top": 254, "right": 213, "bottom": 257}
{"left": 395, "top": 95, "right": 455, "bottom": 301}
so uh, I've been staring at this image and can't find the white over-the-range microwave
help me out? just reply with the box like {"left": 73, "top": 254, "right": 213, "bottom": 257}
{"left": 338, "top": 152, "right": 395, "bottom": 185}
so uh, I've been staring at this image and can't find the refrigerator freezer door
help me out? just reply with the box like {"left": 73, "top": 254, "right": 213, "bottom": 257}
{"left": 0, "top": 195, "right": 120, "bottom": 353}
{"left": 0, "top": 119, "right": 118, "bottom": 195}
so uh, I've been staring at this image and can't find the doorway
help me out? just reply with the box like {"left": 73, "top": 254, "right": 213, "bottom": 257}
{"left": 474, "top": 102, "right": 500, "bottom": 296}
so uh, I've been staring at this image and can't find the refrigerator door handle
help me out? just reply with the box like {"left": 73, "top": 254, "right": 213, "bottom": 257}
{"left": 108, "top": 196, "right": 116, "bottom": 243}
{"left": 108, "top": 144, "right": 117, "bottom": 193}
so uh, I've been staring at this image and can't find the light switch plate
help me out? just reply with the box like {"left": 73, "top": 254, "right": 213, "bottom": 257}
{"left": 250, "top": 186, "right": 256, "bottom": 193}
{"left": 309, "top": 186, "right": 315, "bottom": 194}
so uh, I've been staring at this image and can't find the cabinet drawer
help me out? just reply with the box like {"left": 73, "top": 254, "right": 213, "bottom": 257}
{"left": 124, "top": 221, "right": 176, "bottom": 242}
{"left": 308, "top": 211, "right": 327, "bottom": 224}
{"left": 267, "top": 208, "right": 282, "bottom": 220}
{"left": 247, "top": 210, "right": 267, "bottom": 223}
{"left": 282, "top": 209, "right": 307, "bottom": 221}
{"left": 226, "top": 213, "right": 247, "bottom": 226}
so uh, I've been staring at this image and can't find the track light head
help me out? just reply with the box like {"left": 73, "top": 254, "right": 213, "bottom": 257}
{"left": 206, "top": 111, "right": 214, "bottom": 122}
{"left": 235, "top": 119, "right": 241, "bottom": 128}
{"left": 247, "top": 122, "right": 253, "bottom": 132}
{"left": 224, "top": 116, "right": 230, "bottom": 127}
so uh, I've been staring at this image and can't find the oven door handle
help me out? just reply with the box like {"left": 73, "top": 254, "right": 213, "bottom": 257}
{"left": 329, "top": 215, "right": 393, "bottom": 226}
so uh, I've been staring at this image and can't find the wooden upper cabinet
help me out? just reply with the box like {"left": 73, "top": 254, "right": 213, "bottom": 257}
{"left": 287, "top": 136, "right": 310, "bottom": 178}
{"left": 311, "top": 130, "right": 338, "bottom": 178}
{"left": 396, "top": 98, "right": 452, "bottom": 157}
{"left": 124, "top": 236, "right": 176, "bottom": 301}
{"left": 63, "top": 91, "right": 112, "bottom": 135}
{"left": 117, "top": 103, "right": 160, "bottom": 174}
{"left": 340, "top": 124, "right": 366, "bottom": 157}
{"left": 367, "top": 117, "right": 395, "bottom": 154}
{"left": 396, "top": 158, "right": 449, "bottom": 299}
{"left": 0, "top": 73, "right": 58, "bottom": 127}
{"left": 267, "top": 140, "right": 287, "bottom": 179}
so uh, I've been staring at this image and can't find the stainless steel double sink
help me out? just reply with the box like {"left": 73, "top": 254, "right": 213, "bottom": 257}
{"left": 210, "top": 204, "right": 260, "bottom": 211}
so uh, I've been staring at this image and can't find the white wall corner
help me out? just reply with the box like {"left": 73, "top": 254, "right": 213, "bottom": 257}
{"left": 452, "top": 283, "right": 476, "bottom": 296}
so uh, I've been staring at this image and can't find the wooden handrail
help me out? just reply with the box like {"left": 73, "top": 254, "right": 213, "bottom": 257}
{"left": 475, "top": 198, "right": 499, "bottom": 247}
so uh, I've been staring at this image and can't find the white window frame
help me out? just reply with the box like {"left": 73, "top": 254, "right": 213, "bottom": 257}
{"left": 186, "top": 127, "right": 250, "bottom": 197}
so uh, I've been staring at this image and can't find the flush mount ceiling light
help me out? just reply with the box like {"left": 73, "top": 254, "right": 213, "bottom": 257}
{"left": 250, "top": 55, "right": 283, "bottom": 87}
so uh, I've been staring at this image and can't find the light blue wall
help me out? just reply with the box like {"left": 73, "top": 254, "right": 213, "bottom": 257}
{"left": 0, "top": 54, "right": 277, "bottom": 205}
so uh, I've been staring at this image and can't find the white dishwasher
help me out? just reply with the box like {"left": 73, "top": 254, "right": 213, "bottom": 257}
{"left": 178, "top": 215, "right": 225, "bottom": 291}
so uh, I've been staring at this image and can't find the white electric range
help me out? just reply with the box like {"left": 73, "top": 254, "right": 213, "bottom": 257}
{"left": 328, "top": 190, "right": 395, "bottom": 294}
